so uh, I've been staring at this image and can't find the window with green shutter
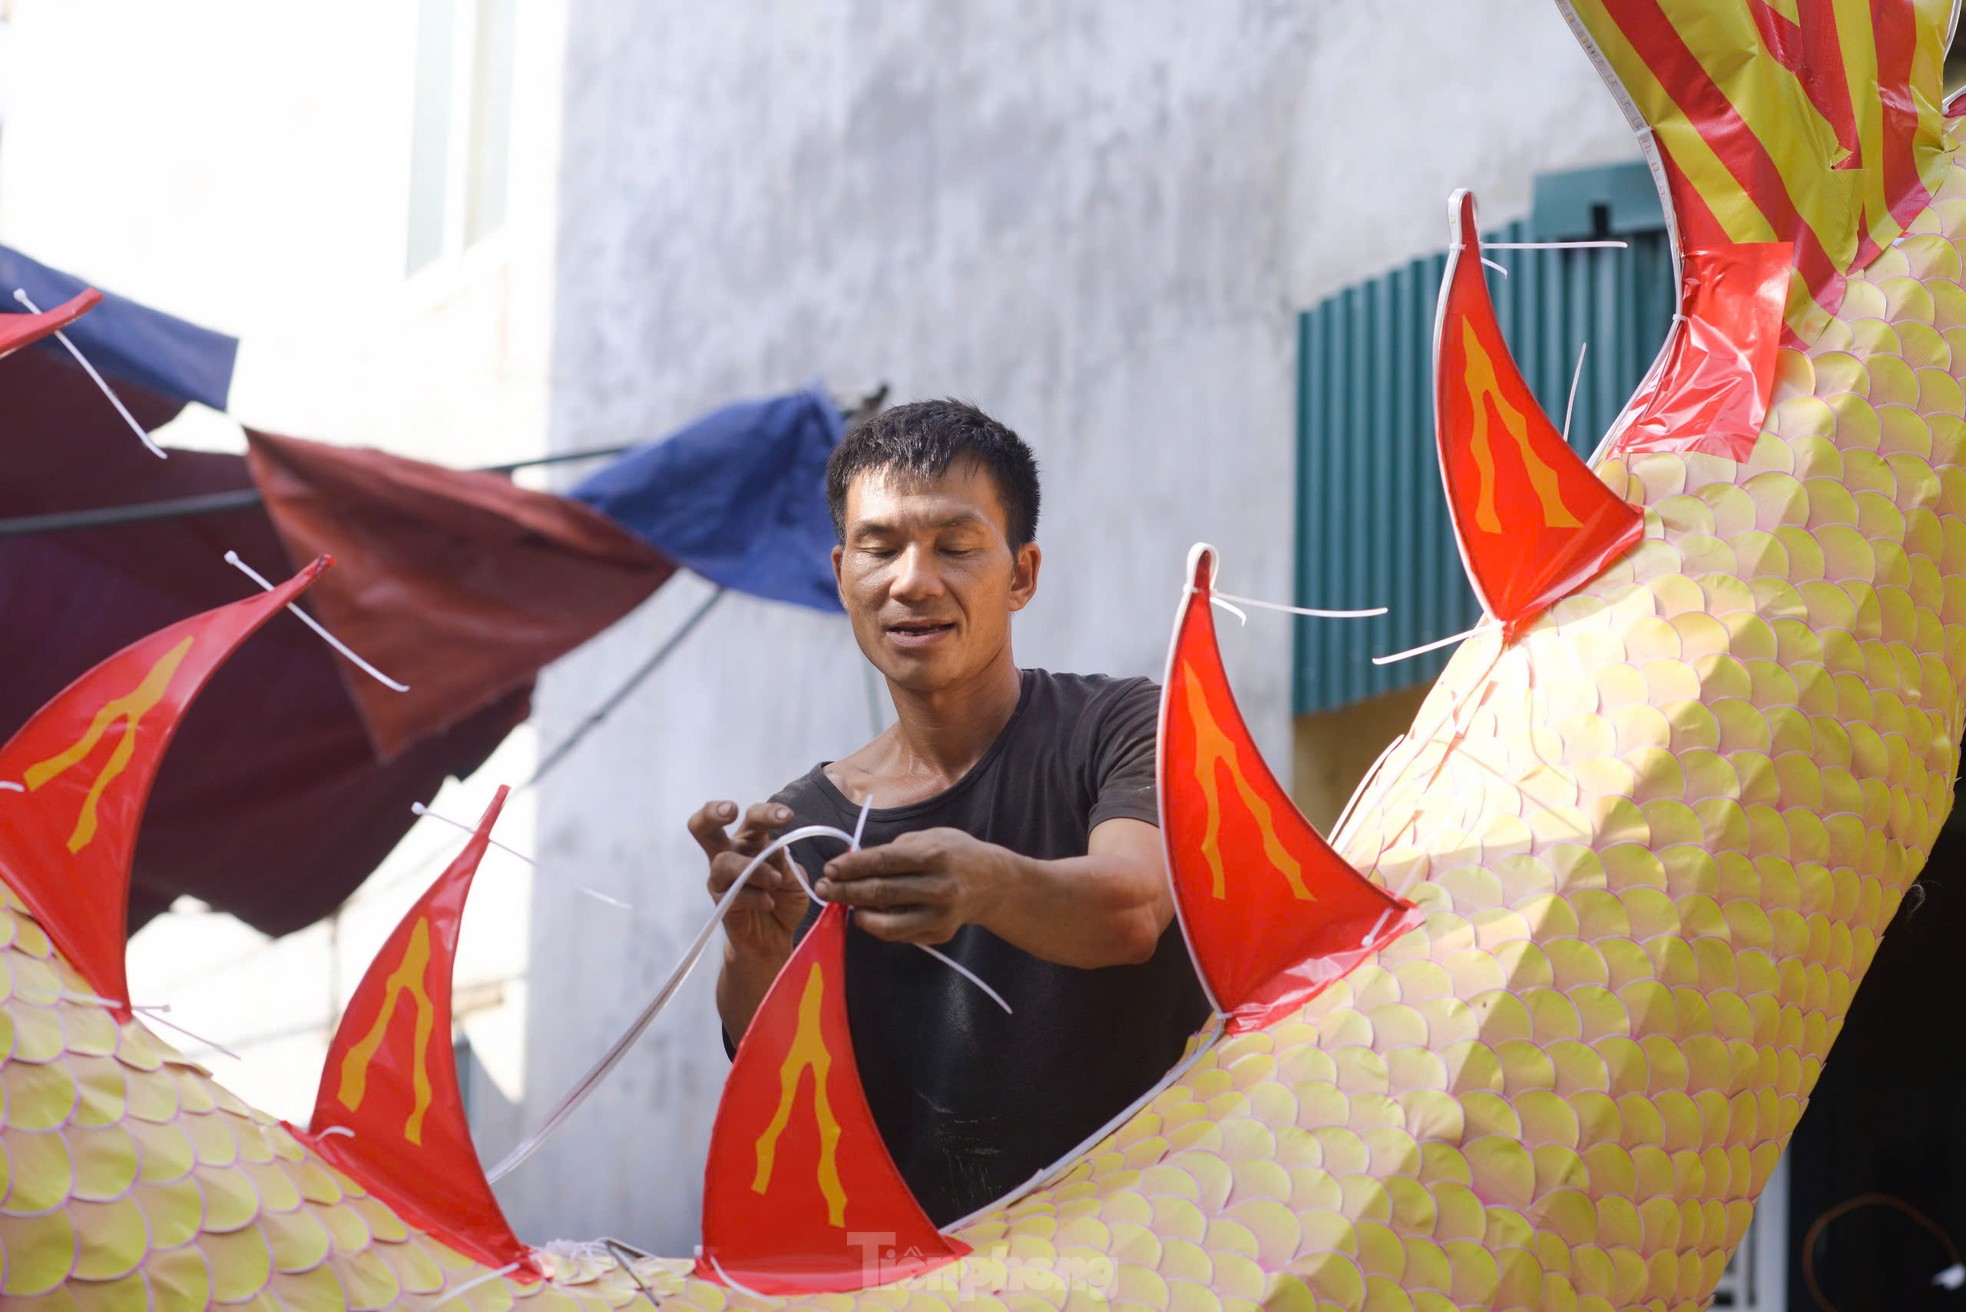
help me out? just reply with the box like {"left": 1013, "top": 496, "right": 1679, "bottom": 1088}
{"left": 1293, "top": 160, "right": 1677, "bottom": 715}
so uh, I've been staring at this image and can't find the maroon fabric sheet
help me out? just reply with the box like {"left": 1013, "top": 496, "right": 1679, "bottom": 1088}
{"left": 0, "top": 350, "right": 661, "bottom": 936}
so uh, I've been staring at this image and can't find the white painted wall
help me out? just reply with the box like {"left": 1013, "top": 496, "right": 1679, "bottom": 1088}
{"left": 0, "top": 0, "right": 569, "bottom": 1158}
{"left": 519, "top": 0, "right": 1641, "bottom": 1250}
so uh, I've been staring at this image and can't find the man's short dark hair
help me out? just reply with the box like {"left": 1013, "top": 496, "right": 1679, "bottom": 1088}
{"left": 826, "top": 399, "right": 1041, "bottom": 550}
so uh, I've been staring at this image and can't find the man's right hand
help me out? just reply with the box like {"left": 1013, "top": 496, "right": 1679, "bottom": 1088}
{"left": 689, "top": 800, "right": 808, "bottom": 965}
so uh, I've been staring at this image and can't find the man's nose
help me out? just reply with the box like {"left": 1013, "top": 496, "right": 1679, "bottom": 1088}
{"left": 889, "top": 544, "right": 946, "bottom": 600}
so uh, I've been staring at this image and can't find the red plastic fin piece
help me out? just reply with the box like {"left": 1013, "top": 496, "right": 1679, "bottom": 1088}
{"left": 1610, "top": 242, "right": 1793, "bottom": 461}
{"left": 1158, "top": 545, "right": 1421, "bottom": 1035}
{"left": 698, "top": 905, "right": 967, "bottom": 1294}
{"left": 1435, "top": 191, "right": 1644, "bottom": 639}
{"left": 297, "top": 785, "right": 540, "bottom": 1280}
{"left": 0, "top": 288, "right": 102, "bottom": 361}
{"left": 0, "top": 555, "right": 331, "bottom": 1014}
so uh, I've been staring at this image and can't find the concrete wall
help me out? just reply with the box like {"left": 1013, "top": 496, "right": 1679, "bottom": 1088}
{"left": 519, "top": 0, "right": 1640, "bottom": 1249}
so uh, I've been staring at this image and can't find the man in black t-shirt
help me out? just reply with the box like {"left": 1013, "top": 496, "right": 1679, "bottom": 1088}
{"left": 688, "top": 400, "right": 1208, "bottom": 1226}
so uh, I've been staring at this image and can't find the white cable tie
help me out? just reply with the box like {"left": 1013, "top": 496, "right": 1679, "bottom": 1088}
{"left": 1357, "top": 906, "right": 1395, "bottom": 949}
{"left": 411, "top": 802, "right": 632, "bottom": 909}
{"left": 317, "top": 1125, "right": 356, "bottom": 1139}
{"left": 708, "top": 1253, "right": 769, "bottom": 1300}
{"left": 1483, "top": 240, "right": 1629, "bottom": 250}
{"left": 1372, "top": 623, "right": 1487, "bottom": 666}
{"left": 1562, "top": 340, "right": 1589, "bottom": 446}
{"left": 1480, "top": 257, "right": 1511, "bottom": 277}
{"left": 142, "top": 1009, "right": 243, "bottom": 1061}
{"left": 0, "top": 780, "right": 22, "bottom": 792}
{"left": 432, "top": 1262, "right": 524, "bottom": 1308}
{"left": 916, "top": 943, "right": 1013, "bottom": 1015}
{"left": 1934, "top": 1263, "right": 1965, "bottom": 1290}
{"left": 1214, "top": 591, "right": 1387, "bottom": 619}
{"left": 1210, "top": 595, "right": 1249, "bottom": 625}
{"left": 15, "top": 288, "right": 167, "bottom": 460}
{"left": 224, "top": 550, "right": 410, "bottom": 692}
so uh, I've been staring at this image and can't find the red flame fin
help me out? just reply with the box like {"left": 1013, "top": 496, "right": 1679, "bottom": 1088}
{"left": 698, "top": 906, "right": 967, "bottom": 1294}
{"left": 0, "top": 555, "right": 330, "bottom": 1013}
{"left": 1435, "top": 191, "right": 1645, "bottom": 638}
{"left": 298, "top": 785, "right": 538, "bottom": 1279}
{"left": 1158, "top": 546, "right": 1420, "bottom": 1034}
{"left": 0, "top": 288, "right": 102, "bottom": 362}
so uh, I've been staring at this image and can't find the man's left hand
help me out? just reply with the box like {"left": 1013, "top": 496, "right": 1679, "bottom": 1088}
{"left": 816, "top": 828, "right": 1011, "bottom": 945}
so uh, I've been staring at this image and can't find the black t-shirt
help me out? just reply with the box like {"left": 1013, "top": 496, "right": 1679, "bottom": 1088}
{"left": 765, "top": 668, "right": 1210, "bottom": 1226}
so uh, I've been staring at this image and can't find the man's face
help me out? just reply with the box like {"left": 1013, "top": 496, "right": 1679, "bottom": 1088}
{"left": 832, "top": 461, "right": 1040, "bottom": 693}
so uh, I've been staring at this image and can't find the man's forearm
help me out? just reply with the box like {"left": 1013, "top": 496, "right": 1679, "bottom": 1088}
{"left": 716, "top": 942, "right": 789, "bottom": 1043}
{"left": 977, "top": 850, "right": 1169, "bottom": 969}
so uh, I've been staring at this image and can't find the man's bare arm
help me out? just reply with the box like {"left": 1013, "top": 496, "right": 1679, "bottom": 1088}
{"left": 814, "top": 817, "right": 1173, "bottom": 968}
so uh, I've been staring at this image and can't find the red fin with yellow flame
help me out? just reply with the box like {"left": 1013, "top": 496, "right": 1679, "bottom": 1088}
{"left": 698, "top": 905, "right": 967, "bottom": 1294}
{"left": 0, "top": 554, "right": 330, "bottom": 1014}
{"left": 1159, "top": 546, "right": 1420, "bottom": 1034}
{"left": 1436, "top": 191, "right": 1644, "bottom": 638}
{"left": 0, "top": 288, "right": 101, "bottom": 361}
{"left": 298, "top": 785, "right": 539, "bottom": 1279}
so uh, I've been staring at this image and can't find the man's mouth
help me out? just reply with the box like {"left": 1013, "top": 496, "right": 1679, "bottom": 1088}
{"left": 885, "top": 618, "right": 956, "bottom": 648}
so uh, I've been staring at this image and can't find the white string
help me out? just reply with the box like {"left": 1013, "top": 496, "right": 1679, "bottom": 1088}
{"left": 1562, "top": 340, "right": 1589, "bottom": 446}
{"left": 224, "top": 550, "right": 410, "bottom": 692}
{"left": 410, "top": 802, "right": 631, "bottom": 909}
{"left": 1213, "top": 591, "right": 1387, "bottom": 619}
{"left": 317, "top": 1125, "right": 356, "bottom": 1139}
{"left": 1483, "top": 240, "right": 1630, "bottom": 250}
{"left": 0, "top": 781, "right": 21, "bottom": 792}
{"left": 1371, "top": 622, "right": 1488, "bottom": 665}
{"left": 14, "top": 288, "right": 166, "bottom": 460}
{"left": 431, "top": 1262, "right": 524, "bottom": 1308}
{"left": 1329, "top": 732, "right": 1406, "bottom": 850}
{"left": 55, "top": 990, "right": 242, "bottom": 1059}
{"left": 1481, "top": 257, "right": 1511, "bottom": 277}
{"left": 707, "top": 1253, "right": 769, "bottom": 1300}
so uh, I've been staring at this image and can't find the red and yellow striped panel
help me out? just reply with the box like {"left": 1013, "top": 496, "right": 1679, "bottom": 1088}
{"left": 1561, "top": 0, "right": 1952, "bottom": 331}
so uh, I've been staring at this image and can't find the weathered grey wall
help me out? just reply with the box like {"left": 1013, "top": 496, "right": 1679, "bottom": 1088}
{"left": 508, "top": 0, "right": 1638, "bottom": 1249}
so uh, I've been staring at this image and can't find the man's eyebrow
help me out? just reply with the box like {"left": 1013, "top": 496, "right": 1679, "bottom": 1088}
{"left": 850, "top": 511, "right": 989, "bottom": 535}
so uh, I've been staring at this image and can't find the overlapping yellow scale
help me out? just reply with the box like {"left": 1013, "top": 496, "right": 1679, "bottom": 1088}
{"left": 68, "top": 1195, "right": 147, "bottom": 1282}
{"left": 5, "top": 1129, "right": 73, "bottom": 1212}
{"left": 0, "top": 1209, "right": 77, "bottom": 1295}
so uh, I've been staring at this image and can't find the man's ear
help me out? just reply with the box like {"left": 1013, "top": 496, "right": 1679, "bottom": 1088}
{"left": 1008, "top": 542, "right": 1041, "bottom": 612}
{"left": 832, "top": 545, "right": 846, "bottom": 606}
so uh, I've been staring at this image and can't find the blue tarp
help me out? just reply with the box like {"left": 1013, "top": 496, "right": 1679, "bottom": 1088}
{"left": 0, "top": 244, "right": 239, "bottom": 413}
{"left": 573, "top": 385, "right": 845, "bottom": 612}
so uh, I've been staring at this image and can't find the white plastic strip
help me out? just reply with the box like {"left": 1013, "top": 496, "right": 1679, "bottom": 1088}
{"left": 1561, "top": 340, "right": 1589, "bottom": 445}
{"left": 432, "top": 1262, "right": 523, "bottom": 1309}
{"left": 14, "top": 289, "right": 167, "bottom": 460}
{"left": 316, "top": 1124, "right": 355, "bottom": 1139}
{"left": 57, "top": 989, "right": 242, "bottom": 1059}
{"left": 1209, "top": 595, "right": 1249, "bottom": 625}
{"left": 485, "top": 823, "right": 859, "bottom": 1183}
{"left": 708, "top": 1253, "right": 769, "bottom": 1300}
{"left": 1357, "top": 906, "right": 1395, "bottom": 949}
{"left": 411, "top": 802, "right": 631, "bottom": 909}
{"left": 1480, "top": 257, "right": 1511, "bottom": 277}
{"left": 1330, "top": 732, "right": 1406, "bottom": 850}
{"left": 224, "top": 550, "right": 410, "bottom": 691}
{"left": 1483, "top": 240, "right": 1630, "bottom": 250}
{"left": 1371, "top": 622, "right": 1486, "bottom": 665}
{"left": 916, "top": 944, "right": 1013, "bottom": 1014}
{"left": 0, "top": 780, "right": 22, "bottom": 792}
{"left": 1212, "top": 591, "right": 1387, "bottom": 619}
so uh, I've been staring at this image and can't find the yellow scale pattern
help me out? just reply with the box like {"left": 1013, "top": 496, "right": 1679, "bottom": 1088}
{"left": 8, "top": 52, "right": 1966, "bottom": 1312}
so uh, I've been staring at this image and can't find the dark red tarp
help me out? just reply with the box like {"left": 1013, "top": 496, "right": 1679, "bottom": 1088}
{"left": 0, "top": 349, "right": 670, "bottom": 934}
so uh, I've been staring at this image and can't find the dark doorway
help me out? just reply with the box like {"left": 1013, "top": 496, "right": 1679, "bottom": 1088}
{"left": 1785, "top": 813, "right": 1966, "bottom": 1310}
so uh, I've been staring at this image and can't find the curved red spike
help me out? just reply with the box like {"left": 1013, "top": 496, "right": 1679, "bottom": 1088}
{"left": 297, "top": 785, "right": 539, "bottom": 1280}
{"left": 1158, "top": 545, "right": 1420, "bottom": 1033}
{"left": 1435, "top": 190, "right": 1644, "bottom": 638}
{"left": 0, "top": 288, "right": 103, "bottom": 361}
{"left": 0, "top": 554, "right": 330, "bottom": 1013}
{"left": 698, "top": 905, "right": 967, "bottom": 1295}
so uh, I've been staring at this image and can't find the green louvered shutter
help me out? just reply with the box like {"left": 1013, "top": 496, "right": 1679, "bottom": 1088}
{"left": 1293, "top": 161, "right": 1678, "bottom": 715}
